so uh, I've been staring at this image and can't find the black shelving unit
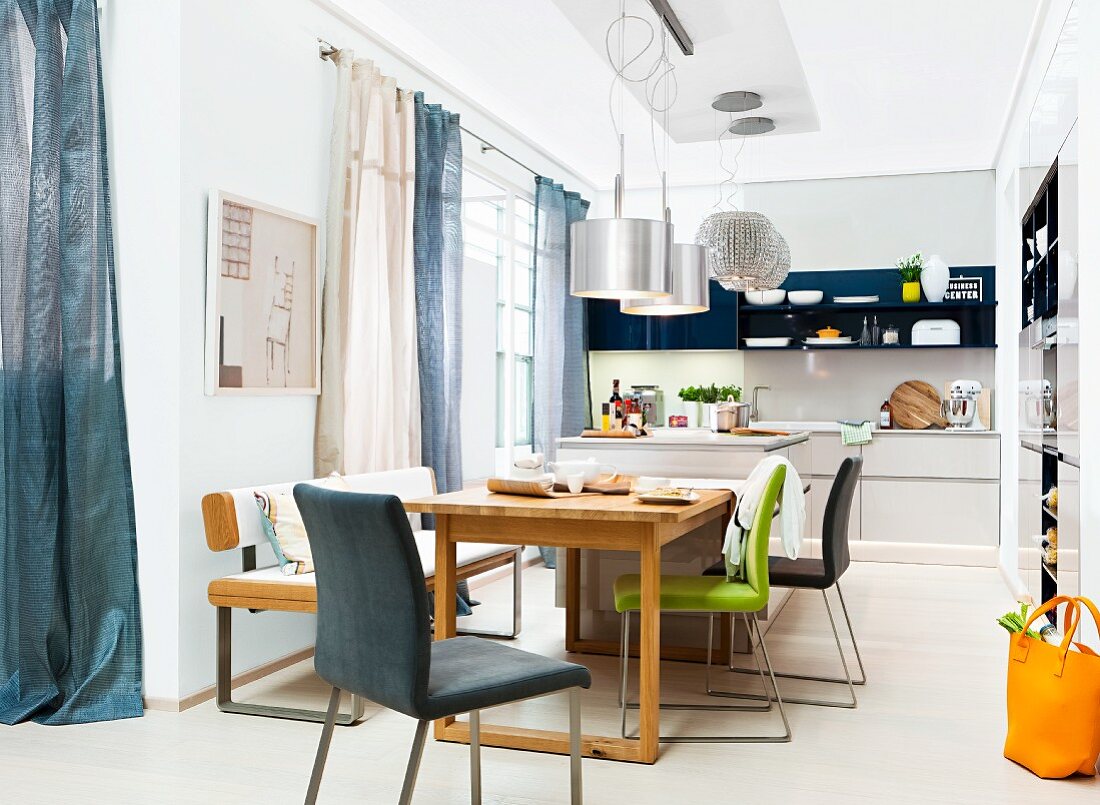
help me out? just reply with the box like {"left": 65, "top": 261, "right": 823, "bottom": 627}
{"left": 737, "top": 266, "right": 997, "bottom": 350}
{"left": 1022, "top": 159, "right": 1059, "bottom": 327}
{"left": 1021, "top": 158, "right": 1060, "bottom": 624}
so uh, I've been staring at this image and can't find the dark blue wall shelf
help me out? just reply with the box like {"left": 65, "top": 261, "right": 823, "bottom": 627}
{"left": 587, "top": 266, "right": 996, "bottom": 351}
{"left": 738, "top": 265, "right": 997, "bottom": 350}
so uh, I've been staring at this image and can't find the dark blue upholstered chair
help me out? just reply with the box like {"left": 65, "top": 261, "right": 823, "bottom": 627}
{"left": 294, "top": 485, "right": 591, "bottom": 804}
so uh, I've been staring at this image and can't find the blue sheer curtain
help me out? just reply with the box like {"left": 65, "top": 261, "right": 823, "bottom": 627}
{"left": 414, "top": 93, "right": 464, "bottom": 496}
{"left": 532, "top": 178, "right": 589, "bottom": 569}
{"left": 0, "top": 0, "right": 143, "bottom": 724}
{"left": 414, "top": 94, "right": 472, "bottom": 613}
{"left": 533, "top": 177, "right": 591, "bottom": 463}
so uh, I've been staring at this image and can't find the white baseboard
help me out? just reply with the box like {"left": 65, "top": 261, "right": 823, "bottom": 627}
{"left": 145, "top": 644, "right": 316, "bottom": 714}
{"left": 770, "top": 537, "right": 997, "bottom": 567}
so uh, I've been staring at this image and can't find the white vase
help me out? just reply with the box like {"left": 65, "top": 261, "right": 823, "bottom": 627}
{"left": 921, "top": 254, "right": 950, "bottom": 303}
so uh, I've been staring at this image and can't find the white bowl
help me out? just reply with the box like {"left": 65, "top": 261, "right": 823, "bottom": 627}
{"left": 788, "top": 290, "right": 824, "bottom": 305}
{"left": 744, "top": 289, "right": 786, "bottom": 306}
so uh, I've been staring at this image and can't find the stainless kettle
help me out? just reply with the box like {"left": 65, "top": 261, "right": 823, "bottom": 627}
{"left": 711, "top": 397, "right": 752, "bottom": 432}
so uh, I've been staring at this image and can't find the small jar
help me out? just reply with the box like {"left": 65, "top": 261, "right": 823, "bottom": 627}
{"left": 882, "top": 325, "right": 900, "bottom": 345}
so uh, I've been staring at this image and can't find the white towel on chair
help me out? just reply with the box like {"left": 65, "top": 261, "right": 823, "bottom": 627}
{"left": 721, "top": 456, "right": 805, "bottom": 580}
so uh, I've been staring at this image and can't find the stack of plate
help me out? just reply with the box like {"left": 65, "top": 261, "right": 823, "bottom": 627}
{"left": 804, "top": 336, "right": 854, "bottom": 346}
{"left": 833, "top": 295, "right": 879, "bottom": 304}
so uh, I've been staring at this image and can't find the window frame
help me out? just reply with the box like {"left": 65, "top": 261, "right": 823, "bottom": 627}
{"left": 461, "top": 166, "right": 536, "bottom": 475}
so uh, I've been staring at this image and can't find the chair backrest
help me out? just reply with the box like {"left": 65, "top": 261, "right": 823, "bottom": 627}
{"left": 743, "top": 465, "right": 787, "bottom": 597}
{"left": 294, "top": 485, "right": 431, "bottom": 719}
{"left": 821, "top": 456, "right": 862, "bottom": 586}
{"left": 202, "top": 466, "right": 436, "bottom": 553}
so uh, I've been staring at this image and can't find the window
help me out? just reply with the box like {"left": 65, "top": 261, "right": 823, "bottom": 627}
{"left": 462, "top": 169, "right": 536, "bottom": 474}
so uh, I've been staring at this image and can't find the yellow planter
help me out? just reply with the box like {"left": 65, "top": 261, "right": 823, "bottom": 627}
{"left": 902, "top": 281, "right": 921, "bottom": 303}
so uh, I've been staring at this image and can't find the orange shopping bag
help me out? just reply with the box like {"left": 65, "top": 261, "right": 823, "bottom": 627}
{"left": 1004, "top": 595, "right": 1100, "bottom": 778}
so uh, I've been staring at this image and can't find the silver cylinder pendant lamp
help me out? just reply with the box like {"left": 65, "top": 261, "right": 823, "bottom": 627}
{"left": 571, "top": 146, "right": 672, "bottom": 299}
{"left": 621, "top": 243, "right": 710, "bottom": 315}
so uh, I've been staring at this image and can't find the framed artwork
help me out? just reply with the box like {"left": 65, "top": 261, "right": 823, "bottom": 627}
{"left": 204, "top": 191, "right": 321, "bottom": 395}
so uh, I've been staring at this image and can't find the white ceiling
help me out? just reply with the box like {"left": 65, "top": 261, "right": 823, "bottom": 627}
{"left": 335, "top": 0, "right": 1041, "bottom": 189}
{"left": 551, "top": 0, "right": 819, "bottom": 143}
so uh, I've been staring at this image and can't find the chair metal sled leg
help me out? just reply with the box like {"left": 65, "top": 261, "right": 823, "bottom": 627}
{"left": 454, "top": 547, "right": 524, "bottom": 640}
{"left": 470, "top": 710, "right": 482, "bottom": 805}
{"left": 304, "top": 687, "right": 342, "bottom": 805}
{"left": 718, "top": 586, "right": 863, "bottom": 708}
{"left": 217, "top": 607, "right": 367, "bottom": 724}
{"left": 399, "top": 720, "right": 430, "bottom": 805}
{"left": 569, "top": 687, "right": 583, "bottom": 805}
{"left": 619, "top": 612, "right": 791, "bottom": 743}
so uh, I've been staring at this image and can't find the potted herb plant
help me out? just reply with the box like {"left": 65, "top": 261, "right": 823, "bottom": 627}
{"left": 678, "top": 386, "right": 702, "bottom": 428}
{"left": 897, "top": 252, "right": 924, "bottom": 303}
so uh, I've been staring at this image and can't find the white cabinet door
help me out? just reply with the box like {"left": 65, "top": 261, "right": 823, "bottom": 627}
{"left": 861, "top": 478, "right": 998, "bottom": 547}
{"left": 809, "top": 433, "right": 861, "bottom": 475}
{"left": 860, "top": 435, "right": 999, "bottom": 480}
{"left": 810, "top": 474, "right": 860, "bottom": 543}
{"left": 1057, "top": 126, "right": 1079, "bottom": 460}
{"left": 1018, "top": 444, "right": 1043, "bottom": 605}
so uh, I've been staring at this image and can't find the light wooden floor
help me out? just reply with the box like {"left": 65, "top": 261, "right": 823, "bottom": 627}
{"left": 2, "top": 562, "right": 1097, "bottom": 804}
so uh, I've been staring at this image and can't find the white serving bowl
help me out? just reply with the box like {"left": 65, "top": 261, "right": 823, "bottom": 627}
{"left": 744, "top": 289, "right": 786, "bottom": 306}
{"left": 788, "top": 290, "right": 824, "bottom": 305}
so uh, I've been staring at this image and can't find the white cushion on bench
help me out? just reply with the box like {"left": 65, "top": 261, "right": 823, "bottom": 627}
{"left": 221, "top": 467, "right": 438, "bottom": 551}
{"left": 221, "top": 531, "right": 514, "bottom": 584}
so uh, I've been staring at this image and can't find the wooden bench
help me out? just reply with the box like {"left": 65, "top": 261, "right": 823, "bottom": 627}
{"left": 201, "top": 466, "right": 522, "bottom": 725}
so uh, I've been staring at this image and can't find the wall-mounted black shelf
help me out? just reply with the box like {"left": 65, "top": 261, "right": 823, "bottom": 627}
{"left": 741, "top": 300, "right": 995, "bottom": 315}
{"left": 737, "top": 266, "right": 997, "bottom": 350}
{"left": 741, "top": 343, "right": 997, "bottom": 352}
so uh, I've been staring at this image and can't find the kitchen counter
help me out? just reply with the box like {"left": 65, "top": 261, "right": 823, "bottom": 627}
{"left": 558, "top": 428, "right": 808, "bottom": 451}
{"left": 753, "top": 420, "right": 998, "bottom": 436}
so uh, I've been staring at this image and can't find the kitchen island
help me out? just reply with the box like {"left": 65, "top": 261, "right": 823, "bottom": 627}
{"left": 555, "top": 421, "right": 1001, "bottom": 654}
{"left": 556, "top": 428, "right": 813, "bottom": 654}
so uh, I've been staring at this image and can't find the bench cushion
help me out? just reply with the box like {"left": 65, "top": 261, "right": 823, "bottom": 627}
{"left": 207, "top": 531, "right": 517, "bottom": 611}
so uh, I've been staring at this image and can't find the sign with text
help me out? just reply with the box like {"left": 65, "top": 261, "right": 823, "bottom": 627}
{"left": 944, "top": 276, "right": 983, "bottom": 302}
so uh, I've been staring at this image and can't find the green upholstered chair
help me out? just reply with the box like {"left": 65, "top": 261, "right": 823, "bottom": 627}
{"left": 612, "top": 465, "right": 791, "bottom": 743}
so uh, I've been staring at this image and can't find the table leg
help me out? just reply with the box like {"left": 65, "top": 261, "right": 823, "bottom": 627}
{"left": 565, "top": 548, "right": 580, "bottom": 652}
{"left": 637, "top": 526, "right": 661, "bottom": 763}
{"left": 434, "top": 514, "right": 457, "bottom": 739}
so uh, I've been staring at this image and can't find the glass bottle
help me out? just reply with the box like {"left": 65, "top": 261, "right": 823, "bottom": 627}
{"left": 872, "top": 315, "right": 881, "bottom": 346}
{"left": 859, "top": 316, "right": 872, "bottom": 346}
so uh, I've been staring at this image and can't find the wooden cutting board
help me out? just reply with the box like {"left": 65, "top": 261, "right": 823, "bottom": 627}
{"left": 889, "top": 380, "right": 947, "bottom": 429}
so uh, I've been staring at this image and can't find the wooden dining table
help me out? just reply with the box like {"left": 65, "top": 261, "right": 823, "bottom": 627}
{"left": 404, "top": 485, "right": 734, "bottom": 765}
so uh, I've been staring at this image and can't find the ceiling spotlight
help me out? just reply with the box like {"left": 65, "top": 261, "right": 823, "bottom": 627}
{"left": 728, "top": 116, "right": 776, "bottom": 136}
{"left": 711, "top": 91, "right": 762, "bottom": 113}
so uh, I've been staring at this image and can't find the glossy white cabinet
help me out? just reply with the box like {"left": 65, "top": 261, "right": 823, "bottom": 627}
{"left": 810, "top": 472, "right": 859, "bottom": 544}
{"left": 1057, "top": 125, "right": 1079, "bottom": 460}
{"left": 860, "top": 435, "right": 999, "bottom": 480}
{"left": 861, "top": 478, "right": 998, "bottom": 547}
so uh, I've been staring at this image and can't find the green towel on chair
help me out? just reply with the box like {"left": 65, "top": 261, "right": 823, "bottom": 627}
{"left": 839, "top": 420, "right": 872, "bottom": 446}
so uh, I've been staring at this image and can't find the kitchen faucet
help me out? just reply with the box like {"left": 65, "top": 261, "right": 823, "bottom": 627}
{"left": 750, "top": 385, "right": 770, "bottom": 422}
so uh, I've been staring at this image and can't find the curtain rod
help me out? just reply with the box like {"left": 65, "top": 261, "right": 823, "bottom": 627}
{"left": 319, "top": 39, "right": 540, "bottom": 179}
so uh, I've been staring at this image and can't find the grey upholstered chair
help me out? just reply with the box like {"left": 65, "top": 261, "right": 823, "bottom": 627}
{"left": 294, "top": 485, "right": 591, "bottom": 805}
{"left": 704, "top": 456, "right": 865, "bottom": 708}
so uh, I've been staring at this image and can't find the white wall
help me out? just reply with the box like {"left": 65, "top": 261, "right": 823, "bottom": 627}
{"left": 172, "top": 0, "right": 592, "bottom": 698}
{"left": 102, "top": 0, "right": 183, "bottom": 703}
{"left": 591, "top": 170, "right": 996, "bottom": 423}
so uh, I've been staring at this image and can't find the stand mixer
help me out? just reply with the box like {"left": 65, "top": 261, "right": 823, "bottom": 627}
{"left": 942, "top": 379, "right": 987, "bottom": 430}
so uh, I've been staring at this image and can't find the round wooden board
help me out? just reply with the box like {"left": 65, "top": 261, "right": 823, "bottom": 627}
{"left": 889, "top": 380, "right": 947, "bottom": 429}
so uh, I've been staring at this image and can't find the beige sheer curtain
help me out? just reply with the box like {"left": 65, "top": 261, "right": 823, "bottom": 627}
{"left": 315, "top": 53, "right": 419, "bottom": 475}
